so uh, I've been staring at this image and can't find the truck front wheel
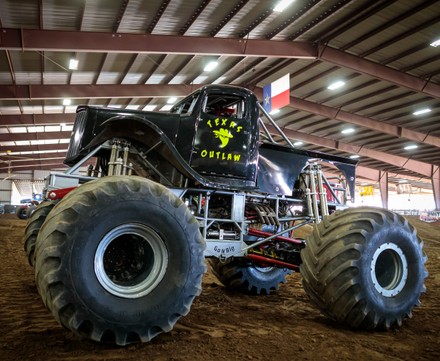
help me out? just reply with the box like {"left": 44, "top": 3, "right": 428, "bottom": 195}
{"left": 34, "top": 176, "right": 206, "bottom": 345}
{"left": 300, "top": 207, "right": 427, "bottom": 330}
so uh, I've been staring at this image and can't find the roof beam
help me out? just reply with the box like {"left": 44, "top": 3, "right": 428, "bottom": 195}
{"left": 0, "top": 84, "right": 197, "bottom": 100}
{"left": 0, "top": 143, "right": 67, "bottom": 153}
{"left": 0, "top": 113, "right": 75, "bottom": 126}
{"left": 1, "top": 28, "right": 438, "bottom": 98}
{"left": 266, "top": 125, "right": 434, "bottom": 177}
{"left": 356, "top": 165, "right": 379, "bottom": 181}
{"left": 2, "top": 83, "right": 438, "bottom": 149}
{"left": 0, "top": 131, "right": 71, "bottom": 142}
{"left": 318, "top": 45, "right": 440, "bottom": 99}
{"left": 0, "top": 28, "right": 316, "bottom": 58}
{"left": 147, "top": 0, "right": 171, "bottom": 33}
{"left": 251, "top": 88, "right": 440, "bottom": 148}
{"left": 286, "top": 96, "right": 440, "bottom": 148}
{"left": 0, "top": 158, "right": 67, "bottom": 171}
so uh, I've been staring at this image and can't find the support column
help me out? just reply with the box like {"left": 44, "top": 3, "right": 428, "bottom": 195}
{"left": 379, "top": 171, "right": 388, "bottom": 209}
{"left": 432, "top": 166, "right": 440, "bottom": 211}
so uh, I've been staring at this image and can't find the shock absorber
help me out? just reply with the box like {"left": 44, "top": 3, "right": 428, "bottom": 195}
{"left": 108, "top": 140, "right": 134, "bottom": 176}
{"left": 304, "top": 163, "right": 329, "bottom": 222}
{"left": 108, "top": 142, "right": 119, "bottom": 175}
{"left": 315, "top": 166, "right": 329, "bottom": 218}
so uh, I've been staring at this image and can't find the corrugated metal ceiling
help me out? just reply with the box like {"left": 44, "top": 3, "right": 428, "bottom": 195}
{"left": 0, "top": 0, "right": 439, "bottom": 189}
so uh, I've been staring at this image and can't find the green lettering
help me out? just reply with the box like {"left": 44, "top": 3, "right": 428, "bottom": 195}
{"left": 215, "top": 118, "right": 220, "bottom": 126}
{"left": 221, "top": 118, "right": 227, "bottom": 126}
{"left": 236, "top": 126, "right": 243, "bottom": 132}
{"left": 209, "top": 151, "right": 214, "bottom": 158}
{"left": 229, "top": 121, "right": 236, "bottom": 128}
{"left": 234, "top": 154, "right": 241, "bottom": 162}
{"left": 216, "top": 151, "right": 221, "bottom": 159}
{"left": 227, "top": 153, "right": 232, "bottom": 160}
{"left": 207, "top": 119, "right": 212, "bottom": 128}
{"left": 201, "top": 150, "right": 207, "bottom": 157}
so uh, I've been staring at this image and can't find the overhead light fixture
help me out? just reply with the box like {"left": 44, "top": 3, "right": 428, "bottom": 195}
{"left": 167, "top": 97, "right": 177, "bottom": 104}
{"left": 274, "top": 0, "right": 294, "bottom": 12}
{"left": 430, "top": 38, "right": 440, "bottom": 47}
{"left": 69, "top": 58, "right": 79, "bottom": 70}
{"left": 328, "top": 80, "right": 345, "bottom": 90}
{"left": 341, "top": 128, "right": 355, "bottom": 134}
{"left": 413, "top": 108, "right": 431, "bottom": 115}
{"left": 63, "top": 99, "right": 71, "bottom": 106}
{"left": 404, "top": 144, "right": 418, "bottom": 150}
{"left": 293, "top": 141, "right": 303, "bottom": 147}
{"left": 204, "top": 61, "right": 218, "bottom": 72}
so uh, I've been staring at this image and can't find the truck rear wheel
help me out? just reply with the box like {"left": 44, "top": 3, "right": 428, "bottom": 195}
{"left": 34, "top": 176, "right": 206, "bottom": 345}
{"left": 24, "top": 201, "right": 56, "bottom": 267}
{"left": 300, "top": 207, "right": 427, "bottom": 330}
{"left": 209, "top": 258, "right": 291, "bottom": 295}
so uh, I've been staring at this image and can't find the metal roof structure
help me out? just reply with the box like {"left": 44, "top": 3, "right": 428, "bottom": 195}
{"left": 0, "top": 0, "right": 439, "bottom": 193}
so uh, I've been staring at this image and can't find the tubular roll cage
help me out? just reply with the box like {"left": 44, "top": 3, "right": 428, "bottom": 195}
{"left": 43, "top": 106, "right": 349, "bottom": 266}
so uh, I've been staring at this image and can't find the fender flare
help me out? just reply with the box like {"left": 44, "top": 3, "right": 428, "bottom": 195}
{"left": 83, "top": 115, "right": 228, "bottom": 189}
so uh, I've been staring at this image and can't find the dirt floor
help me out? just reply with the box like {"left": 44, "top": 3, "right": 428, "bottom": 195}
{"left": 0, "top": 213, "right": 439, "bottom": 361}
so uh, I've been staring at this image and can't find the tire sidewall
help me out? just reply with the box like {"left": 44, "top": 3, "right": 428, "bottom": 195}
{"left": 59, "top": 190, "right": 194, "bottom": 327}
{"left": 359, "top": 220, "right": 425, "bottom": 316}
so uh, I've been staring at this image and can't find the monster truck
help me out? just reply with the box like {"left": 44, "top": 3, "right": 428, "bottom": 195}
{"left": 25, "top": 85, "right": 427, "bottom": 345}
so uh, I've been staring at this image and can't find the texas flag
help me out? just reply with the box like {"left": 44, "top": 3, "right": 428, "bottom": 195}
{"left": 263, "top": 74, "right": 290, "bottom": 113}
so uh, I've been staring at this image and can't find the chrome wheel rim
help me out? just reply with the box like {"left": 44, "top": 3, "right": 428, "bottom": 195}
{"left": 94, "top": 223, "right": 168, "bottom": 299}
{"left": 370, "top": 242, "right": 408, "bottom": 297}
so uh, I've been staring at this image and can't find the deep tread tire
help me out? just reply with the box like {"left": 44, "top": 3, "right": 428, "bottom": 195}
{"left": 26, "top": 204, "right": 38, "bottom": 218}
{"left": 24, "top": 201, "right": 56, "bottom": 267}
{"left": 209, "top": 258, "right": 291, "bottom": 295}
{"left": 16, "top": 206, "right": 27, "bottom": 219}
{"left": 300, "top": 206, "right": 428, "bottom": 330}
{"left": 34, "top": 176, "right": 206, "bottom": 345}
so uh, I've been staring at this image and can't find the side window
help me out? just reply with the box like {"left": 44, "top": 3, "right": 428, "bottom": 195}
{"left": 171, "top": 93, "right": 199, "bottom": 114}
{"left": 181, "top": 95, "right": 198, "bottom": 114}
{"left": 202, "top": 94, "right": 246, "bottom": 119}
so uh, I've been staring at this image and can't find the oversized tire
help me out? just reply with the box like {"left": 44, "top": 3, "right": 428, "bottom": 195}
{"left": 24, "top": 201, "right": 57, "bottom": 267}
{"left": 209, "top": 258, "right": 291, "bottom": 295}
{"left": 26, "top": 204, "right": 38, "bottom": 218}
{"left": 16, "top": 206, "right": 28, "bottom": 219}
{"left": 300, "top": 206, "right": 428, "bottom": 330}
{"left": 34, "top": 176, "right": 206, "bottom": 345}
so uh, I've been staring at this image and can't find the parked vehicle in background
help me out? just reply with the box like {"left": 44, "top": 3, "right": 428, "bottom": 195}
{"left": 15, "top": 195, "right": 41, "bottom": 220}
